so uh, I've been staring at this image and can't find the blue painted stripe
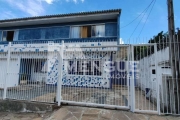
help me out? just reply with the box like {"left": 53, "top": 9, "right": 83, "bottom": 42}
{"left": 0, "top": 37, "right": 117, "bottom": 44}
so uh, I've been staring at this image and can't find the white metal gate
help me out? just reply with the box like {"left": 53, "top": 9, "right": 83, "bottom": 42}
{"left": 131, "top": 44, "right": 159, "bottom": 114}
{"left": 61, "top": 44, "right": 131, "bottom": 109}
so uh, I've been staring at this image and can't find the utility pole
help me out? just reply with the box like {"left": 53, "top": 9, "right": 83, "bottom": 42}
{"left": 167, "top": 0, "right": 179, "bottom": 113}
{"left": 167, "top": 0, "right": 175, "bottom": 76}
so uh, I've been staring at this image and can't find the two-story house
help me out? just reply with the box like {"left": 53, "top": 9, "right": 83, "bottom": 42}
{"left": 0, "top": 9, "right": 125, "bottom": 89}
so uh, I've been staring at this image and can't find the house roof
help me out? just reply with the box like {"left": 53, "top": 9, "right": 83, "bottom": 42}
{"left": 0, "top": 9, "right": 121, "bottom": 27}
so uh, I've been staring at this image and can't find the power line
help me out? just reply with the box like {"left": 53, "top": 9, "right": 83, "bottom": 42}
{"left": 120, "top": 0, "right": 155, "bottom": 29}
{"left": 128, "top": 1, "right": 155, "bottom": 39}
{"left": 137, "top": 0, "right": 156, "bottom": 38}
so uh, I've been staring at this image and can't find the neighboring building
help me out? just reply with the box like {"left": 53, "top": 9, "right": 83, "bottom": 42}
{"left": 0, "top": 9, "right": 124, "bottom": 88}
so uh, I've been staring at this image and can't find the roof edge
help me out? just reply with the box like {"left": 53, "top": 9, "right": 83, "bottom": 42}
{"left": 0, "top": 9, "right": 121, "bottom": 23}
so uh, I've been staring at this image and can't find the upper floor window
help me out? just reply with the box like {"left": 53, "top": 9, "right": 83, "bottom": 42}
{"left": 3, "top": 31, "right": 14, "bottom": 41}
{"left": 71, "top": 24, "right": 105, "bottom": 38}
{"left": 92, "top": 25, "right": 105, "bottom": 37}
{"left": 1, "top": 30, "right": 18, "bottom": 41}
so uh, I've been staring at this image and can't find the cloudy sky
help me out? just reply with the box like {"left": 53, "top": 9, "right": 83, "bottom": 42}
{"left": 0, "top": 0, "right": 179, "bottom": 43}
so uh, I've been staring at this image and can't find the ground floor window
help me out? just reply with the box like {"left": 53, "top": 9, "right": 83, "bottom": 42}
{"left": 34, "top": 59, "right": 47, "bottom": 73}
{"left": 68, "top": 60, "right": 102, "bottom": 76}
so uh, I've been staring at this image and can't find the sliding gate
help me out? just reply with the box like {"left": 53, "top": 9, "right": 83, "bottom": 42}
{"left": 61, "top": 45, "right": 131, "bottom": 109}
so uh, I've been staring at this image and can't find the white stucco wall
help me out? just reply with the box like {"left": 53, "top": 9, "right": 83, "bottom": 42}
{"left": 137, "top": 47, "right": 171, "bottom": 100}
{"left": 0, "top": 58, "right": 20, "bottom": 88}
{"left": 0, "top": 59, "right": 7, "bottom": 88}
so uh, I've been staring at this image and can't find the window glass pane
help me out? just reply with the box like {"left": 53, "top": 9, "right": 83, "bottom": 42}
{"left": 94, "top": 61, "right": 101, "bottom": 76}
{"left": 105, "top": 23, "right": 117, "bottom": 36}
{"left": 92, "top": 25, "right": 105, "bottom": 37}
{"left": 13, "top": 30, "right": 19, "bottom": 41}
{"left": 77, "top": 61, "right": 83, "bottom": 75}
{"left": 71, "top": 27, "right": 81, "bottom": 38}
{"left": 34, "top": 59, "right": 46, "bottom": 73}
{"left": 2, "top": 31, "right": 7, "bottom": 41}
{"left": 18, "top": 29, "right": 41, "bottom": 40}
{"left": 84, "top": 61, "right": 92, "bottom": 75}
{"left": 68, "top": 60, "right": 101, "bottom": 76}
{"left": 41, "top": 60, "right": 48, "bottom": 73}
{"left": 68, "top": 61, "right": 76, "bottom": 74}
{"left": 45, "top": 26, "right": 70, "bottom": 39}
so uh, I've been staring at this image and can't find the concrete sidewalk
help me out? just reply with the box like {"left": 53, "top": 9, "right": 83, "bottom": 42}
{"left": 47, "top": 106, "right": 179, "bottom": 120}
{"left": 0, "top": 106, "right": 180, "bottom": 120}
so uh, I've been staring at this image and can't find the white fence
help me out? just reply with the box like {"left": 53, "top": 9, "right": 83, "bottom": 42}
{"left": 0, "top": 42, "right": 63, "bottom": 105}
{"left": 0, "top": 40, "right": 180, "bottom": 115}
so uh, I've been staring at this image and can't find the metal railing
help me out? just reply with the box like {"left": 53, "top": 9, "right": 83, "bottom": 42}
{"left": 0, "top": 35, "right": 180, "bottom": 115}
{"left": 0, "top": 41, "right": 63, "bottom": 105}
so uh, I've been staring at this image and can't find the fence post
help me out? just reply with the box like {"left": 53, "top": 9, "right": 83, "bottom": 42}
{"left": 154, "top": 43, "right": 160, "bottom": 115}
{"left": 3, "top": 42, "right": 11, "bottom": 99}
{"left": 57, "top": 40, "right": 64, "bottom": 106}
{"left": 127, "top": 45, "right": 130, "bottom": 108}
{"left": 130, "top": 45, "right": 135, "bottom": 112}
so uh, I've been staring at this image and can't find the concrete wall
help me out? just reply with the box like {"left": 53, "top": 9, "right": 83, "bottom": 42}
{"left": 0, "top": 100, "right": 54, "bottom": 112}
{"left": 0, "top": 59, "right": 7, "bottom": 88}
{"left": 0, "top": 58, "right": 20, "bottom": 88}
